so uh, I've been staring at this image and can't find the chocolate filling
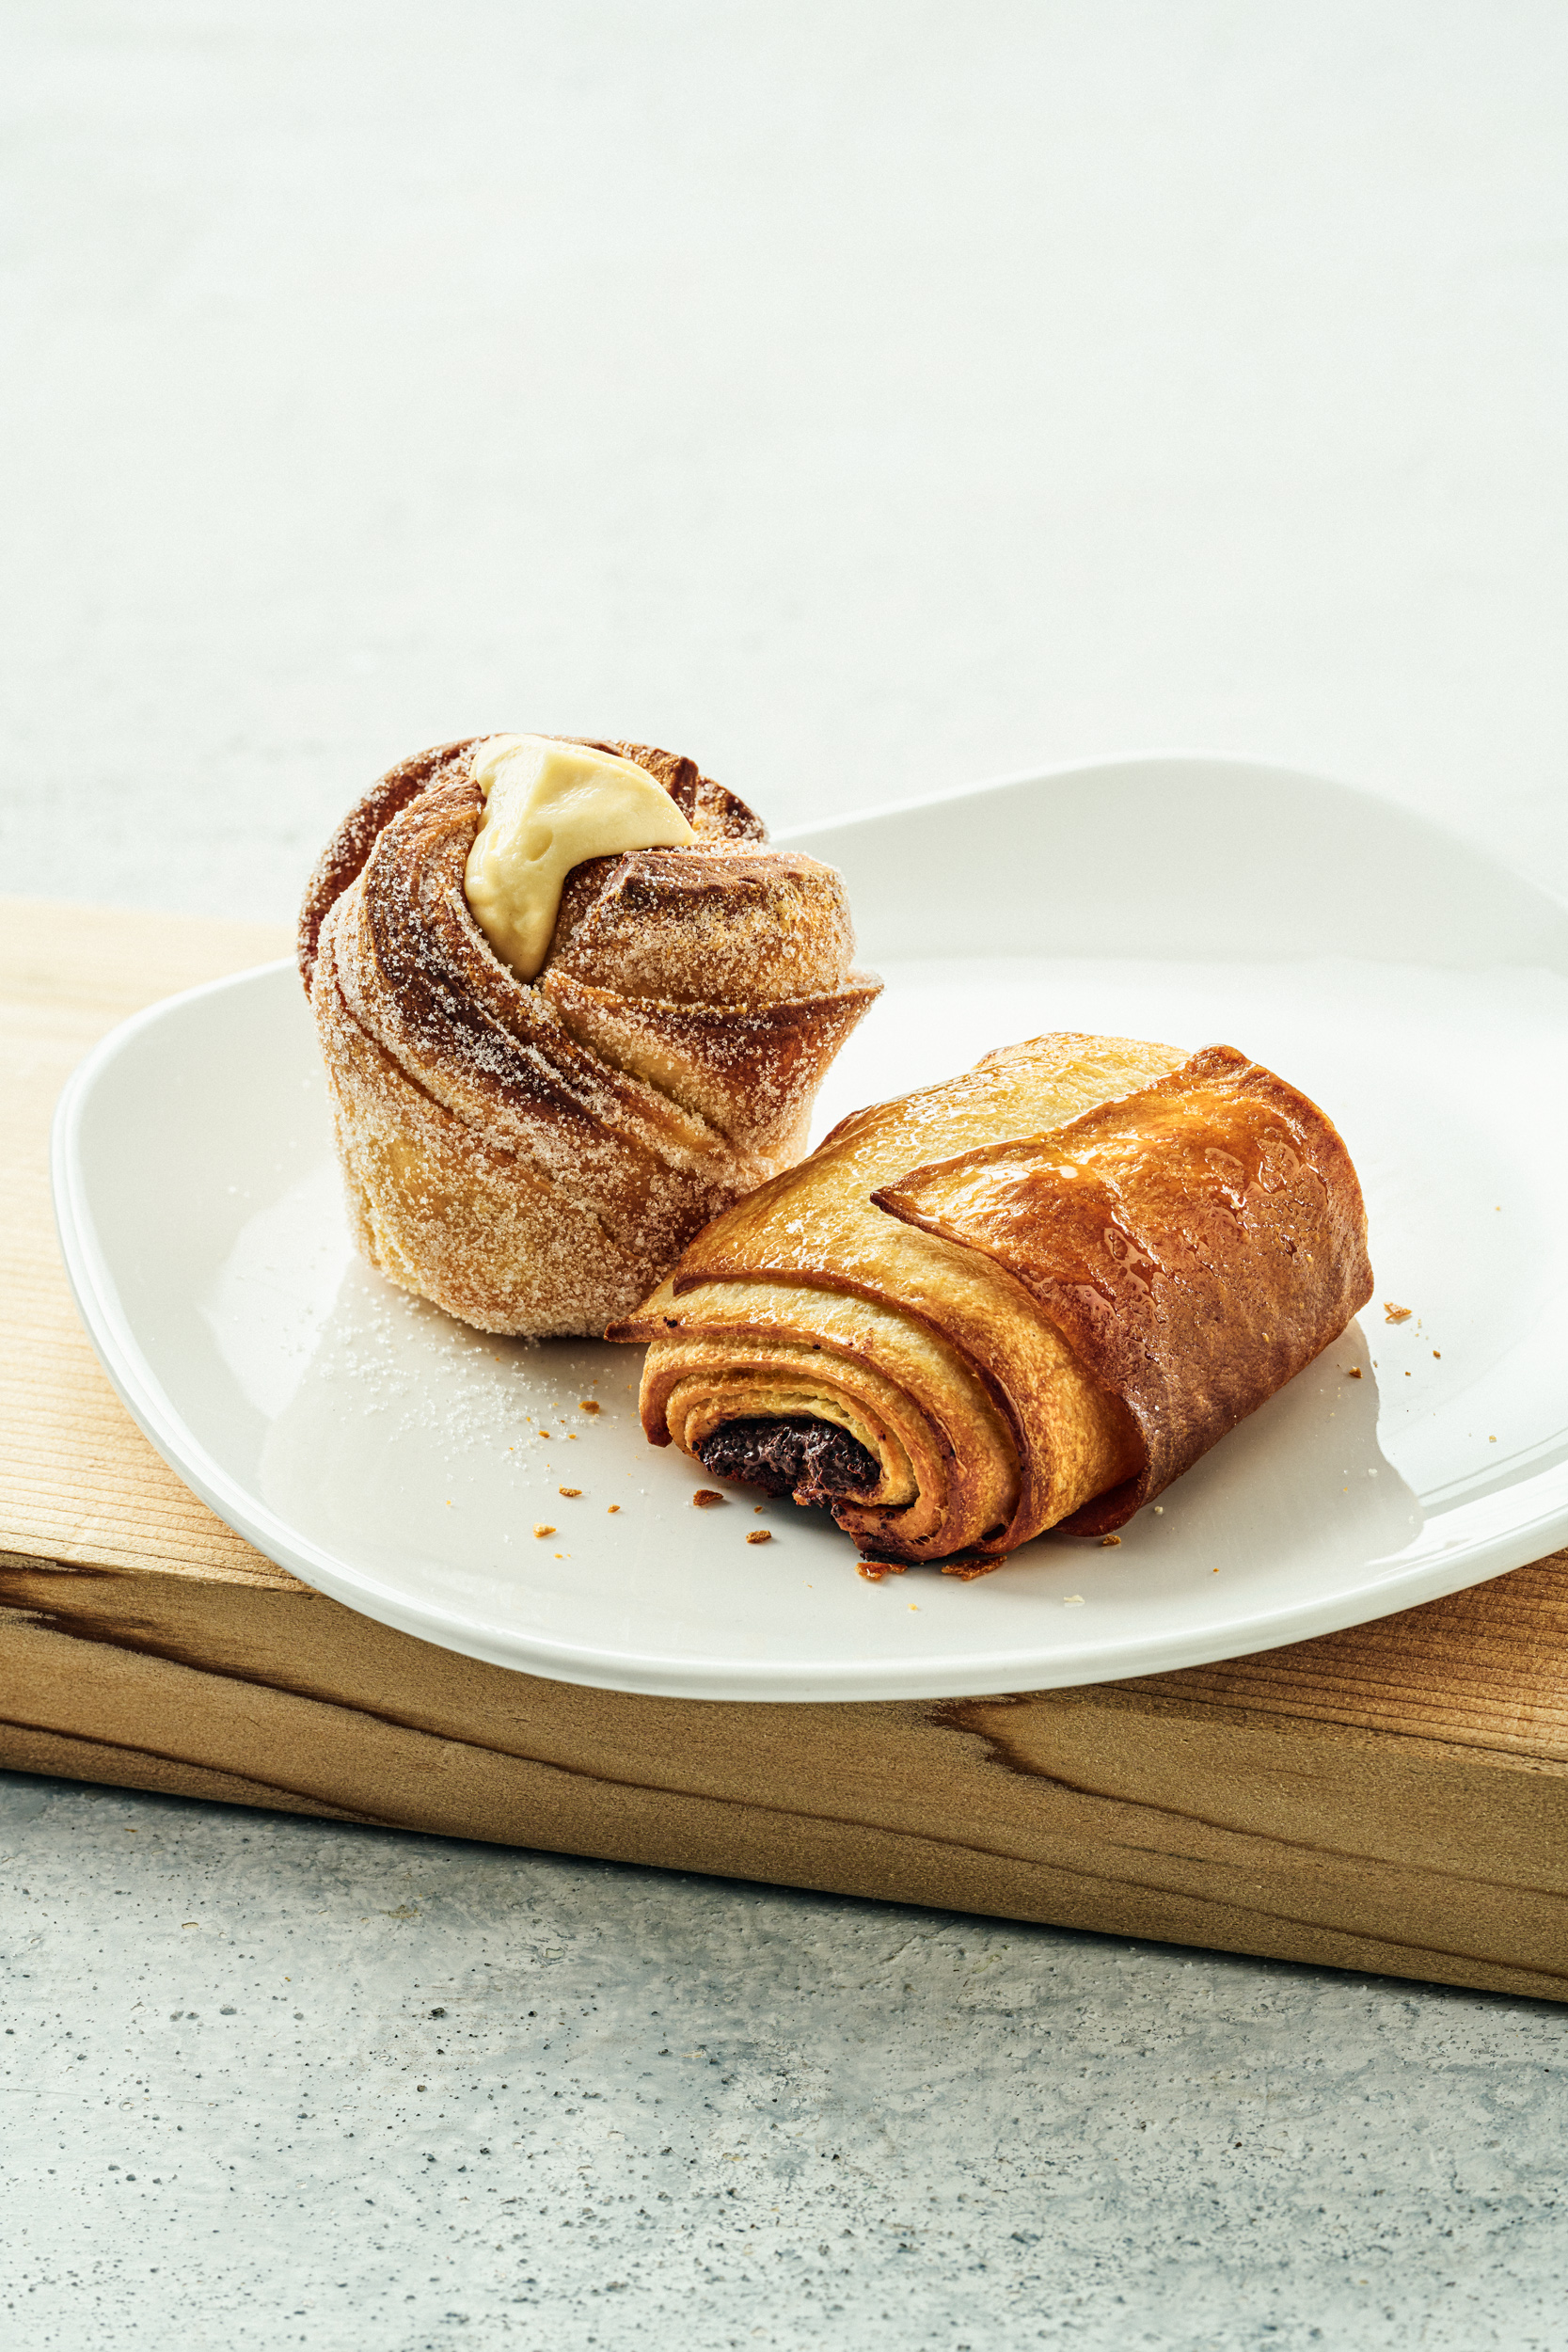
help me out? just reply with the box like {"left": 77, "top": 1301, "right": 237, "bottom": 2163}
{"left": 695, "top": 1416, "right": 879, "bottom": 1508}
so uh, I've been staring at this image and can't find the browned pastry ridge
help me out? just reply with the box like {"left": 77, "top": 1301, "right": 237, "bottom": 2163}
{"left": 613, "top": 1033, "right": 1373, "bottom": 1572}
{"left": 298, "top": 738, "right": 881, "bottom": 1337}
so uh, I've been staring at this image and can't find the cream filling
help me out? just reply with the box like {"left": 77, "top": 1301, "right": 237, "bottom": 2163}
{"left": 463, "top": 734, "right": 695, "bottom": 980}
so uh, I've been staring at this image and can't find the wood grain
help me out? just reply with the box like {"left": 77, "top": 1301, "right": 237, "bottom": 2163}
{"left": 2, "top": 897, "right": 1564, "bottom": 2000}
{"left": 2, "top": 898, "right": 297, "bottom": 1587}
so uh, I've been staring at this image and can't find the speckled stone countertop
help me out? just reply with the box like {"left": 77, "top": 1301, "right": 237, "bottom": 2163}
{"left": 5, "top": 1775, "right": 1566, "bottom": 2349}
{"left": 4, "top": 2, "right": 1568, "bottom": 2344}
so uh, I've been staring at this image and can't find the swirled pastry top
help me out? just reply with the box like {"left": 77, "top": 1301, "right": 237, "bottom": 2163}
{"left": 299, "top": 735, "right": 780, "bottom": 994}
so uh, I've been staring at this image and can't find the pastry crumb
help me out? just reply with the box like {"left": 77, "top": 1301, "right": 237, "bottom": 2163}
{"left": 1064, "top": 1594, "right": 1085, "bottom": 1606}
{"left": 692, "top": 1489, "right": 725, "bottom": 1509}
{"left": 1346, "top": 1366, "right": 1362, "bottom": 1379}
{"left": 532, "top": 1523, "right": 555, "bottom": 1537}
{"left": 558, "top": 1486, "right": 581, "bottom": 1499}
{"left": 1383, "top": 1302, "right": 1413, "bottom": 1324}
{"left": 746, "top": 1529, "right": 772, "bottom": 1546}
{"left": 1099, "top": 1534, "right": 1121, "bottom": 1548}
{"left": 607, "top": 1503, "right": 620, "bottom": 1514}
{"left": 579, "top": 1400, "right": 601, "bottom": 1413}
{"left": 1433, "top": 1350, "right": 1441, "bottom": 1359}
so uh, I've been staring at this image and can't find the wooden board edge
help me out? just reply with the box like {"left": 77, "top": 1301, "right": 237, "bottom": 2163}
{"left": 4, "top": 1717, "right": 1563, "bottom": 2006}
{"left": 3, "top": 1558, "right": 1566, "bottom": 2006}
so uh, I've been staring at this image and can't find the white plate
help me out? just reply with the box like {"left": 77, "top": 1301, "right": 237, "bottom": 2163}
{"left": 52, "top": 755, "right": 1568, "bottom": 1702}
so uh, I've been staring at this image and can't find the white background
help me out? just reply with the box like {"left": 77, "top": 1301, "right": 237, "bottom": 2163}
{"left": 3, "top": 1, "right": 1566, "bottom": 920}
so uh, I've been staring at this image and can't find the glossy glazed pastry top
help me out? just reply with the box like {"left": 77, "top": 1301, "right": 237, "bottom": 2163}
{"left": 617, "top": 1034, "right": 1185, "bottom": 1565}
{"left": 617, "top": 1032, "right": 1373, "bottom": 1568}
{"left": 875, "top": 1041, "right": 1374, "bottom": 1534}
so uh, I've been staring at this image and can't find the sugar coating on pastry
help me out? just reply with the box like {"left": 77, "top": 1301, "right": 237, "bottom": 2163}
{"left": 298, "top": 736, "right": 882, "bottom": 1338}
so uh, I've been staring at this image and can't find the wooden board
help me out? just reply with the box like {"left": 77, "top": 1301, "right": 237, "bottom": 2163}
{"left": 3, "top": 898, "right": 1565, "bottom": 2001}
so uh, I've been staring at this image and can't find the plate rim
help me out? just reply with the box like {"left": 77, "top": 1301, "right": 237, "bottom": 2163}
{"left": 782, "top": 741, "right": 1564, "bottom": 886}
{"left": 49, "top": 752, "right": 1568, "bottom": 1700}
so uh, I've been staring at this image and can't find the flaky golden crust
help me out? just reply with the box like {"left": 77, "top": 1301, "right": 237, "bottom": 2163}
{"left": 877, "top": 1043, "right": 1373, "bottom": 1535}
{"left": 301, "top": 739, "right": 880, "bottom": 1337}
{"left": 615, "top": 1033, "right": 1372, "bottom": 1569}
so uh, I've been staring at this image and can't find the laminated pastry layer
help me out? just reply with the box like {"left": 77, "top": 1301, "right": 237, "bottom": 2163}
{"left": 636, "top": 1275, "right": 1025, "bottom": 1568}
{"left": 614, "top": 1034, "right": 1182, "bottom": 1565}
{"left": 300, "top": 738, "right": 880, "bottom": 1336}
{"left": 616, "top": 1031, "right": 1372, "bottom": 1568}
{"left": 876, "top": 1042, "right": 1374, "bottom": 1534}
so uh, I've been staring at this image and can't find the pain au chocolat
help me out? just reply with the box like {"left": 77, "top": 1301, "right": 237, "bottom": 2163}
{"left": 612, "top": 1033, "right": 1373, "bottom": 1573}
{"left": 298, "top": 735, "right": 881, "bottom": 1336}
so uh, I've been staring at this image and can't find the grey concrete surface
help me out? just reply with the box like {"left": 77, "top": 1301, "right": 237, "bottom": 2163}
{"left": 5, "top": 3, "right": 1568, "bottom": 2345}
{"left": 4, "top": 1772, "right": 1567, "bottom": 2352}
